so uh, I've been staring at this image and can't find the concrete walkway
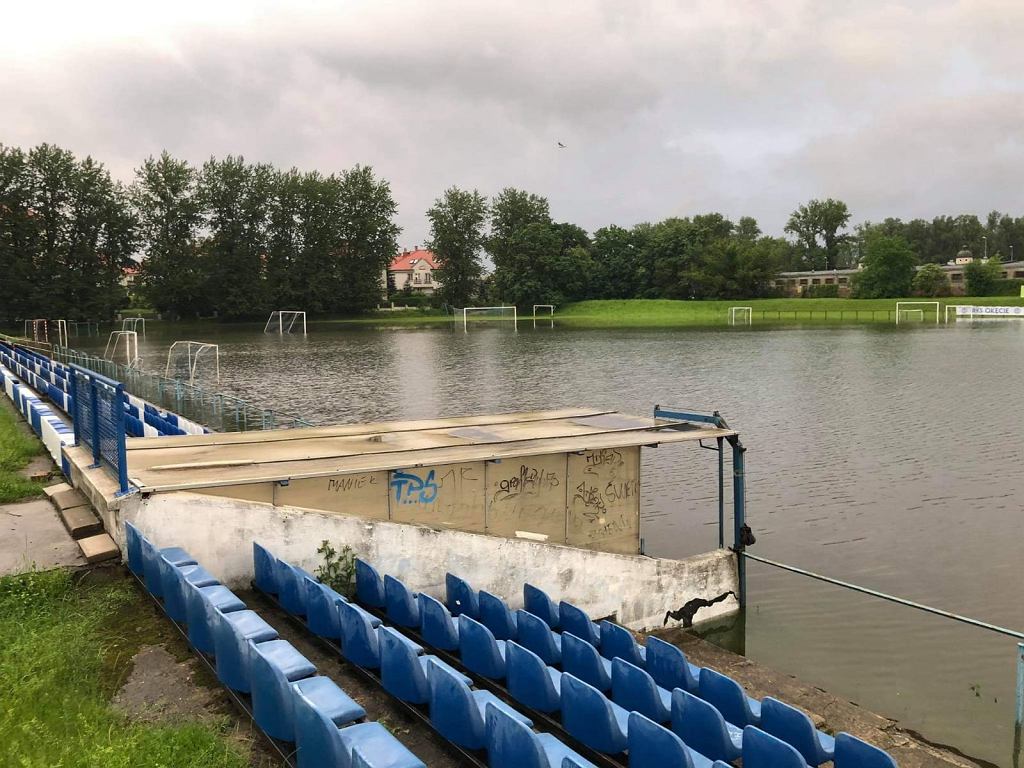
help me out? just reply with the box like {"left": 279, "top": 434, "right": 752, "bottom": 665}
{"left": 0, "top": 498, "right": 86, "bottom": 575}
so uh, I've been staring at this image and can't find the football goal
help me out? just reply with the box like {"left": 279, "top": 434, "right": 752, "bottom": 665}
{"left": 462, "top": 306, "right": 518, "bottom": 332}
{"left": 729, "top": 307, "right": 753, "bottom": 326}
{"left": 895, "top": 301, "right": 939, "bottom": 325}
{"left": 165, "top": 341, "right": 220, "bottom": 385}
{"left": 121, "top": 317, "right": 147, "bottom": 337}
{"left": 22, "top": 319, "right": 68, "bottom": 346}
{"left": 264, "top": 310, "right": 307, "bottom": 335}
{"left": 532, "top": 304, "right": 555, "bottom": 317}
{"left": 104, "top": 331, "right": 141, "bottom": 369}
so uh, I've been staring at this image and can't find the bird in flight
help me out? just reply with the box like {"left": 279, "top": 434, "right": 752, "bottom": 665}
{"left": 557, "top": 141, "right": 566, "bottom": 148}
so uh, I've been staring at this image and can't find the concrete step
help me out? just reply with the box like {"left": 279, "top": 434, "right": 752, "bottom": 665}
{"left": 78, "top": 533, "right": 120, "bottom": 564}
{"left": 58, "top": 505, "right": 103, "bottom": 539}
{"left": 43, "top": 482, "right": 73, "bottom": 500}
{"left": 51, "top": 487, "right": 90, "bottom": 512}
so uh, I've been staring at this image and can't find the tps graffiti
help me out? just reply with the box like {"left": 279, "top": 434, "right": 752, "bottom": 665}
{"left": 391, "top": 470, "right": 439, "bottom": 505}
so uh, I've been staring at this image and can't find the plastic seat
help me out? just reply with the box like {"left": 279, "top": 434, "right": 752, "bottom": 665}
{"left": 125, "top": 521, "right": 145, "bottom": 576}
{"left": 524, "top": 583, "right": 559, "bottom": 629}
{"left": 445, "top": 572, "right": 479, "bottom": 618}
{"left": 419, "top": 593, "right": 460, "bottom": 651}
{"left": 559, "top": 601, "right": 600, "bottom": 647}
{"left": 142, "top": 539, "right": 196, "bottom": 597}
{"left": 185, "top": 582, "right": 247, "bottom": 654}
{"left": 559, "top": 673, "right": 629, "bottom": 754}
{"left": 646, "top": 636, "right": 700, "bottom": 693}
{"left": 211, "top": 609, "right": 279, "bottom": 692}
{"left": 306, "top": 578, "right": 348, "bottom": 639}
{"left": 834, "top": 732, "right": 898, "bottom": 768}
{"left": 627, "top": 711, "right": 713, "bottom": 768}
{"left": 699, "top": 667, "right": 762, "bottom": 727}
{"left": 355, "top": 559, "right": 386, "bottom": 608}
{"left": 479, "top": 590, "right": 518, "bottom": 640}
{"left": 339, "top": 600, "right": 422, "bottom": 669}
{"left": 161, "top": 560, "right": 217, "bottom": 623}
{"left": 599, "top": 621, "right": 646, "bottom": 667}
{"left": 561, "top": 632, "right": 612, "bottom": 692}
{"left": 517, "top": 609, "right": 562, "bottom": 665}
{"left": 743, "top": 726, "right": 807, "bottom": 768}
{"left": 610, "top": 658, "right": 671, "bottom": 722}
{"left": 506, "top": 641, "right": 562, "bottom": 713}
{"left": 253, "top": 541, "right": 278, "bottom": 594}
{"left": 427, "top": 661, "right": 532, "bottom": 749}
{"left": 671, "top": 689, "right": 743, "bottom": 763}
{"left": 458, "top": 614, "right": 508, "bottom": 679}
{"left": 294, "top": 688, "right": 425, "bottom": 768}
{"left": 485, "top": 702, "right": 597, "bottom": 768}
{"left": 384, "top": 574, "right": 421, "bottom": 628}
{"left": 279, "top": 561, "right": 317, "bottom": 617}
{"left": 378, "top": 626, "right": 470, "bottom": 704}
{"left": 762, "top": 697, "right": 836, "bottom": 766}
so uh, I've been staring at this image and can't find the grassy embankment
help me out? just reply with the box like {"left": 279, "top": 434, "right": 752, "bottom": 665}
{"left": 0, "top": 568, "right": 252, "bottom": 768}
{"left": 0, "top": 396, "right": 45, "bottom": 503}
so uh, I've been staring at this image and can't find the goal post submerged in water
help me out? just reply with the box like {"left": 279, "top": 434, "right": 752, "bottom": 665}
{"left": 729, "top": 306, "right": 753, "bottom": 326}
{"left": 895, "top": 301, "right": 939, "bottom": 325}
{"left": 462, "top": 306, "right": 518, "bottom": 332}
{"left": 165, "top": 341, "right": 220, "bottom": 385}
{"left": 264, "top": 310, "right": 307, "bottom": 335}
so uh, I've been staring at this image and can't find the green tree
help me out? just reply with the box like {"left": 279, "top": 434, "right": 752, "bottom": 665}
{"left": 487, "top": 188, "right": 550, "bottom": 273}
{"left": 493, "top": 221, "right": 591, "bottom": 308}
{"left": 591, "top": 225, "right": 646, "bottom": 298}
{"left": 964, "top": 256, "right": 1004, "bottom": 296}
{"left": 785, "top": 198, "right": 852, "bottom": 270}
{"left": 0, "top": 146, "right": 41, "bottom": 323}
{"left": 426, "top": 187, "right": 488, "bottom": 308}
{"left": 911, "top": 263, "right": 950, "bottom": 297}
{"left": 131, "top": 153, "right": 206, "bottom": 318}
{"left": 852, "top": 235, "right": 917, "bottom": 298}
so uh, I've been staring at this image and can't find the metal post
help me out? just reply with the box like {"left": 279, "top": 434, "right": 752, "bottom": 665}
{"left": 69, "top": 370, "right": 80, "bottom": 447}
{"left": 89, "top": 378, "right": 101, "bottom": 467}
{"left": 717, "top": 436, "right": 725, "bottom": 549}
{"left": 1016, "top": 642, "right": 1024, "bottom": 768}
{"left": 114, "top": 383, "right": 129, "bottom": 495}
{"left": 730, "top": 436, "right": 747, "bottom": 606}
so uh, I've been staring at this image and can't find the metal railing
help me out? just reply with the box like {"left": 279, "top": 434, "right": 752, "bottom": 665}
{"left": 53, "top": 345, "right": 311, "bottom": 432}
{"left": 68, "top": 364, "right": 130, "bottom": 495}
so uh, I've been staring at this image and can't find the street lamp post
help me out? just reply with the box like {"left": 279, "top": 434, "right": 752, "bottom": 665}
{"left": 983, "top": 236, "right": 988, "bottom": 260}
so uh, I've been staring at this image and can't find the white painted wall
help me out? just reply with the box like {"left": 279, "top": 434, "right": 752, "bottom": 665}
{"left": 119, "top": 490, "right": 738, "bottom": 630}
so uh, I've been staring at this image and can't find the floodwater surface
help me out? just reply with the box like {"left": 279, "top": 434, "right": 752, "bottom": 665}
{"left": 78, "top": 319, "right": 1024, "bottom": 764}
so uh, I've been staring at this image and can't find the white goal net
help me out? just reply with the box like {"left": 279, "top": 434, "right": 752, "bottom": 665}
{"left": 165, "top": 341, "right": 220, "bottom": 385}
{"left": 462, "top": 306, "right": 518, "bottom": 332}
{"left": 895, "top": 301, "right": 939, "bottom": 325}
{"left": 729, "top": 307, "right": 753, "bottom": 326}
{"left": 264, "top": 310, "right": 307, "bottom": 334}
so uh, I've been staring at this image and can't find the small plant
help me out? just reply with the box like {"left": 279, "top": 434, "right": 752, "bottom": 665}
{"left": 314, "top": 540, "right": 356, "bottom": 598}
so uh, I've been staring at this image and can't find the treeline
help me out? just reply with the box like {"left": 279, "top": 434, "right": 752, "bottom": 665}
{"left": 1, "top": 144, "right": 398, "bottom": 322}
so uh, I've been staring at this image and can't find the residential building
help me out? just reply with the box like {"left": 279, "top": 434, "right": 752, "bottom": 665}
{"left": 388, "top": 249, "right": 439, "bottom": 295}
{"left": 771, "top": 260, "right": 1024, "bottom": 297}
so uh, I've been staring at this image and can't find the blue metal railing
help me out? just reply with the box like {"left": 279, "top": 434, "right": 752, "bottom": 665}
{"left": 69, "top": 364, "right": 130, "bottom": 495}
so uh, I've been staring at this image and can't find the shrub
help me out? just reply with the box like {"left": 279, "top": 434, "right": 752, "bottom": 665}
{"left": 964, "top": 258, "right": 1004, "bottom": 296}
{"left": 315, "top": 540, "right": 356, "bottom": 597}
{"left": 991, "top": 278, "right": 1024, "bottom": 296}
{"left": 912, "top": 263, "right": 951, "bottom": 297}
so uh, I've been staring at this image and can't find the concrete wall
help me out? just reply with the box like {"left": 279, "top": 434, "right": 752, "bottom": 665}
{"left": 117, "top": 490, "right": 738, "bottom": 631}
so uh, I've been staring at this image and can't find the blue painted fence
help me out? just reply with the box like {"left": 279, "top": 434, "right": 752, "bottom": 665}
{"left": 68, "top": 364, "right": 130, "bottom": 495}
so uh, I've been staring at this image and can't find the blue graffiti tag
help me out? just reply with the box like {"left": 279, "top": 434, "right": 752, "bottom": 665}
{"left": 391, "top": 470, "right": 440, "bottom": 505}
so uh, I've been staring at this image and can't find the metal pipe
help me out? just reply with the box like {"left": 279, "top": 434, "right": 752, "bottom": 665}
{"left": 1016, "top": 643, "right": 1024, "bottom": 768}
{"left": 717, "top": 436, "right": 725, "bottom": 549}
{"left": 731, "top": 437, "right": 746, "bottom": 605}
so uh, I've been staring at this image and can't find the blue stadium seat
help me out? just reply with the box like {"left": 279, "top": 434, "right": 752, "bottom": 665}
{"left": 253, "top": 542, "right": 279, "bottom": 594}
{"left": 627, "top": 711, "right": 713, "bottom": 768}
{"left": 559, "top": 601, "right": 601, "bottom": 647}
{"left": 485, "top": 702, "right": 597, "bottom": 768}
{"left": 561, "top": 632, "right": 612, "bottom": 692}
{"left": 699, "top": 667, "right": 762, "bottom": 727}
{"left": 645, "top": 636, "right": 700, "bottom": 693}
{"left": 279, "top": 561, "right": 317, "bottom": 617}
{"left": 506, "top": 641, "right": 562, "bottom": 714}
{"left": 355, "top": 559, "right": 386, "bottom": 608}
{"left": 211, "top": 608, "right": 279, "bottom": 692}
{"left": 743, "top": 726, "right": 806, "bottom": 768}
{"left": 125, "top": 521, "right": 145, "bottom": 576}
{"left": 559, "top": 673, "right": 629, "bottom": 754}
{"left": 427, "top": 660, "right": 533, "bottom": 749}
{"left": 610, "top": 658, "right": 670, "bottom": 723}
{"left": 419, "top": 593, "right": 460, "bottom": 651}
{"left": 294, "top": 687, "right": 425, "bottom": 768}
{"left": 479, "top": 590, "right": 518, "bottom": 641}
{"left": 458, "top": 614, "right": 508, "bottom": 679}
{"left": 384, "top": 574, "right": 421, "bottom": 628}
{"left": 599, "top": 621, "right": 646, "bottom": 667}
{"left": 340, "top": 600, "right": 422, "bottom": 669}
{"left": 834, "top": 732, "right": 898, "bottom": 768}
{"left": 445, "top": 572, "right": 479, "bottom": 618}
{"left": 185, "top": 581, "right": 246, "bottom": 654}
{"left": 305, "top": 578, "right": 348, "bottom": 638}
{"left": 142, "top": 538, "right": 196, "bottom": 597}
{"left": 251, "top": 638, "right": 356, "bottom": 741}
{"left": 160, "top": 559, "right": 217, "bottom": 623}
{"left": 671, "top": 689, "right": 743, "bottom": 763}
{"left": 516, "top": 609, "right": 563, "bottom": 665}
{"left": 761, "top": 697, "right": 835, "bottom": 766}
{"left": 524, "top": 583, "right": 560, "bottom": 629}
{"left": 378, "top": 626, "right": 470, "bottom": 704}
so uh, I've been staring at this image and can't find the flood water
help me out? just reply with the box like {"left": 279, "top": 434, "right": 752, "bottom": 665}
{"left": 77, "top": 319, "right": 1024, "bottom": 764}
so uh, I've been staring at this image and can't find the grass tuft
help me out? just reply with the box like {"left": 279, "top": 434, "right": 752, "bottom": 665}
{"left": 0, "top": 399, "right": 45, "bottom": 503}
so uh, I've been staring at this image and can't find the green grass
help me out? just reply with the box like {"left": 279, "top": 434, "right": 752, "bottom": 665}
{"left": 0, "top": 398, "right": 45, "bottom": 503}
{"left": 555, "top": 297, "right": 1024, "bottom": 327}
{"left": 0, "top": 568, "right": 251, "bottom": 768}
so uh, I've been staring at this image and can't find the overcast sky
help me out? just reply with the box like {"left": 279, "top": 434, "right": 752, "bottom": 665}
{"left": 3, "top": 0, "right": 1023, "bottom": 246}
